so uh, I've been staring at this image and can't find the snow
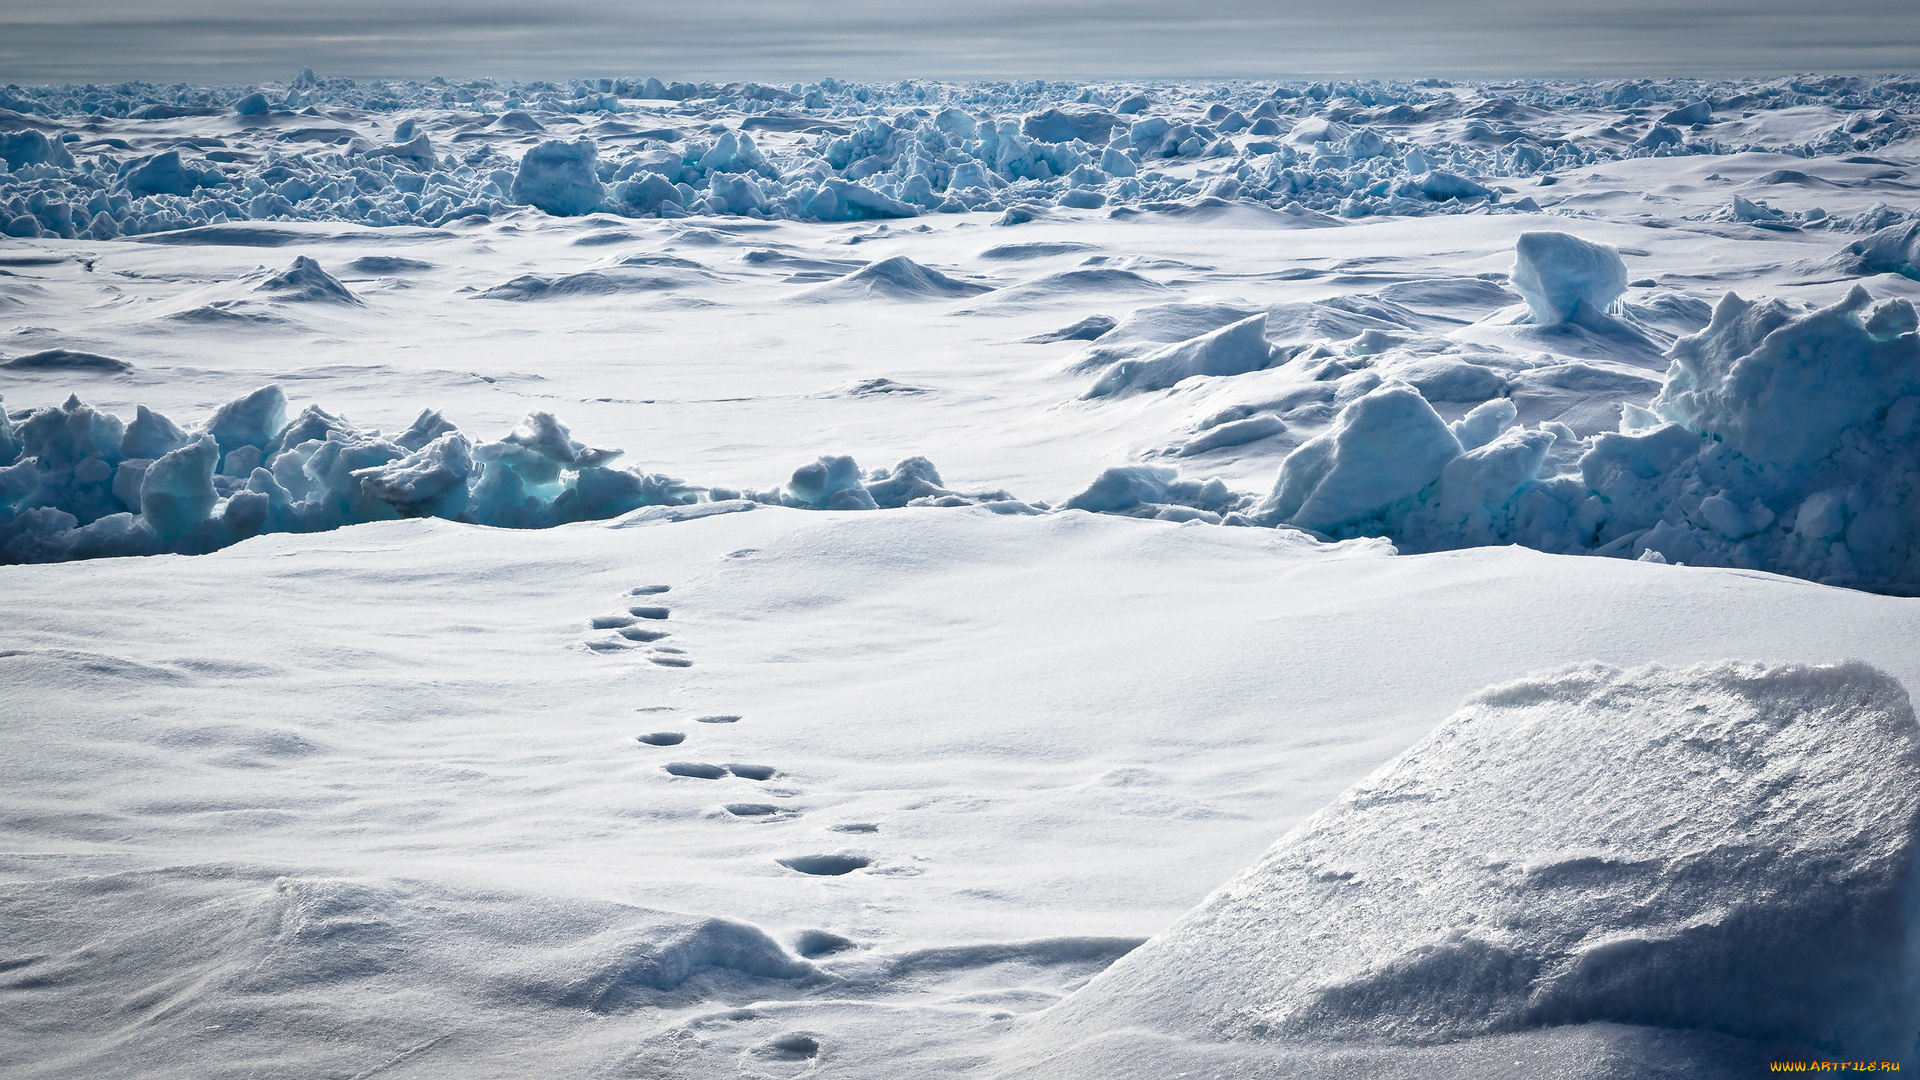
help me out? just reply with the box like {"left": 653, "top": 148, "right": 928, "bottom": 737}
{"left": 9, "top": 509, "right": 1920, "bottom": 1077}
{"left": 8, "top": 70, "right": 1920, "bottom": 1080}
{"left": 1024, "top": 659, "right": 1920, "bottom": 1068}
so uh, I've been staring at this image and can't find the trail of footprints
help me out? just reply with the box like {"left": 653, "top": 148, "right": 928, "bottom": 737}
{"left": 598, "top": 582, "right": 879, "bottom": 878}
{"left": 582, "top": 584, "right": 690, "bottom": 665}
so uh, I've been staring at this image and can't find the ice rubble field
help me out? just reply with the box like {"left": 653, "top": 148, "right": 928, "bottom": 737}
{"left": 7, "top": 72, "right": 1920, "bottom": 1077}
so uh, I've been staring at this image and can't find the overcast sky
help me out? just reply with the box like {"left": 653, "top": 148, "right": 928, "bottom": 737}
{"left": 1, "top": 0, "right": 1917, "bottom": 85}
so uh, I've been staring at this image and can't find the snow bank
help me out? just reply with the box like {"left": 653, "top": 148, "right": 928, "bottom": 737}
{"left": 1025, "top": 660, "right": 1920, "bottom": 1066}
{"left": 1833, "top": 221, "right": 1920, "bottom": 280}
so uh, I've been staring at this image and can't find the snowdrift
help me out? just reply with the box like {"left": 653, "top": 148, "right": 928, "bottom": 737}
{"left": 1013, "top": 660, "right": 1920, "bottom": 1073}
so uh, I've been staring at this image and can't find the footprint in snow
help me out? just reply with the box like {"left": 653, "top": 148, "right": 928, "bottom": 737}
{"left": 778, "top": 854, "right": 870, "bottom": 876}
{"left": 725, "top": 802, "right": 796, "bottom": 818}
{"left": 660, "top": 761, "right": 777, "bottom": 780}
{"left": 580, "top": 585, "right": 688, "bottom": 663}
{"left": 792, "top": 929, "right": 857, "bottom": 957}
{"left": 636, "top": 732, "right": 685, "bottom": 746}
{"left": 756, "top": 1033, "right": 821, "bottom": 1061}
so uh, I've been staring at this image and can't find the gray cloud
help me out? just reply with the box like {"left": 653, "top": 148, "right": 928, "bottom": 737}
{"left": 0, "top": 0, "right": 1916, "bottom": 84}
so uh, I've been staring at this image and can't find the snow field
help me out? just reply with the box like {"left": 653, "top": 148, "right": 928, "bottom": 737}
{"left": 9, "top": 72, "right": 1920, "bottom": 1078}
{"left": 9, "top": 507, "right": 1920, "bottom": 1074}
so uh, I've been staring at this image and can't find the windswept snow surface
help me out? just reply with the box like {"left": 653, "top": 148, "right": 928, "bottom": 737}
{"left": 9, "top": 73, "right": 1920, "bottom": 1078}
{"left": 1019, "top": 660, "right": 1920, "bottom": 1074}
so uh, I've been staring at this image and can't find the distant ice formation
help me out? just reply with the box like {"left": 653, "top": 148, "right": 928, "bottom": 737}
{"left": 1, "top": 73, "right": 1915, "bottom": 238}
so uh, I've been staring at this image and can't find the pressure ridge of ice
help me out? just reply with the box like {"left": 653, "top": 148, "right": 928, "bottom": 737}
{"left": 1234, "top": 247, "right": 1920, "bottom": 594}
{"left": 1015, "top": 660, "right": 1920, "bottom": 1072}
{"left": 0, "top": 388, "right": 1031, "bottom": 563}
{"left": 4, "top": 73, "right": 1920, "bottom": 239}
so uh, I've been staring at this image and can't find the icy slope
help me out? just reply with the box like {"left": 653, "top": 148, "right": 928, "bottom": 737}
{"left": 1015, "top": 661, "right": 1920, "bottom": 1074}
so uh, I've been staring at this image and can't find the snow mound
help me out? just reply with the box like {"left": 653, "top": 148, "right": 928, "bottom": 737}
{"left": 476, "top": 268, "right": 696, "bottom": 301}
{"left": 1067, "top": 300, "right": 1264, "bottom": 371}
{"left": 253, "top": 256, "right": 360, "bottom": 304}
{"left": 1084, "top": 313, "right": 1277, "bottom": 397}
{"left": 779, "top": 453, "right": 1023, "bottom": 511}
{"left": 1028, "top": 660, "right": 1920, "bottom": 1065}
{"left": 1062, "top": 465, "right": 1244, "bottom": 519}
{"left": 514, "top": 915, "right": 819, "bottom": 1010}
{"left": 0, "top": 348, "right": 133, "bottom": 373}
{"left": 1831, "top": 221, "right": 1920, "bottom": 280}
{"left": 1025, "top": 314, "right": 1116, "bottom": 343}
{"left": 971, "top": 269, "right": 1168, "bottom": 313}
{"left": 511, "top": 139, "right": 606, "bottom": 217}
{"left": 2, "top": 867, "right": 824, "bottom": 1073}
{"left": 1511, "top": 231, "right": 1628, "bottom": 325}
{"left": 799, "top": 256, "right": 990, "bottom": 301}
